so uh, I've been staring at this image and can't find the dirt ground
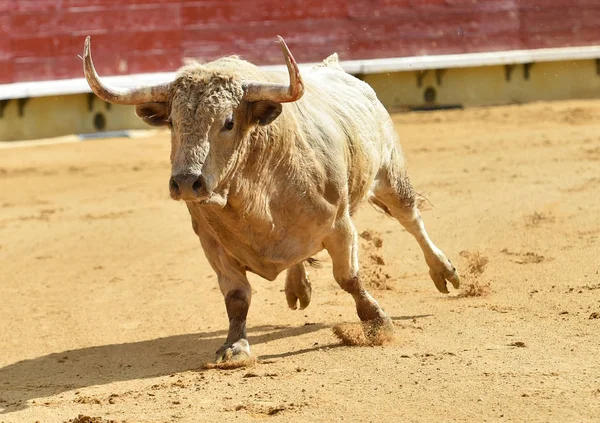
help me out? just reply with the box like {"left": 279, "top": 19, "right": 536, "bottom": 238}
{"left": 1, "top": 99, "right": 599, "bottom": 423}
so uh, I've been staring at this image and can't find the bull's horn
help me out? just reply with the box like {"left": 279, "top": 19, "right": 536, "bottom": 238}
{"left": 83, "top": 36, "right": 171, "bottom": 105}
{"left": 242, "top": 36, "right": 304, "bottom": 103}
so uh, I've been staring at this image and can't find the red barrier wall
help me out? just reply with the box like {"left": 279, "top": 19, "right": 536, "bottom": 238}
{"left": 1, "top": 0, "right": 599, "bottom": 84}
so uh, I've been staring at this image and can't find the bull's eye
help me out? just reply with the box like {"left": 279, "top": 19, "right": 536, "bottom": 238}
{"left": 223, "top": 117, "right": 234, "bottom": 131}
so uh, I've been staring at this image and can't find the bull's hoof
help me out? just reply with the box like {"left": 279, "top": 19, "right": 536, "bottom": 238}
{"left": 362, "top": 313, "right": 394, "bottom": 345}
{"left": 429, "top": 265, "right": 460, "bottom": 294}
{"left": 285, "top": 274, "right": 312, "bottom": 310}
{"left": 426, "top": 251, "right": 460, "bottom": 294}
{"left": 215, "top": 339, "right": 251, "bottom": 363}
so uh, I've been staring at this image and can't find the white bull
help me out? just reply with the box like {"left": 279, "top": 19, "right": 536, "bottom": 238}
{"left": 82, "top": 36, "right": 460, "bottom": 363}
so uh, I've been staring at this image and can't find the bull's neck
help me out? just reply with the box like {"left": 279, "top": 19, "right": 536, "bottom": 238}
{"left": 221, "top": 112, "right": 311, "bottom": 213}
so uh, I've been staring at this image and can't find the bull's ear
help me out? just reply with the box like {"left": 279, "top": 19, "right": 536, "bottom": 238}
{"left": 249, "top": 100, "right": 282, "bottom": 126}
{"left": 135, "top": 102, "right": 170, "bottom": 127}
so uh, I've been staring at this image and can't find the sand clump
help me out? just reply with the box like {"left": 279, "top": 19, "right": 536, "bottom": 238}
{"left": 203, "top": 357, "right": 257, "bottom": 370}
{"left": 457, "top": 250, "right": 491, "bottom": 297}
{"left": 359, "top": 230, "right": 395, "bottom": 291}
{"left": 332, "top": 322, "right": 395, "bottom": 346}
{"left": 64, "top": 416, "right": 119, "bottom": 423}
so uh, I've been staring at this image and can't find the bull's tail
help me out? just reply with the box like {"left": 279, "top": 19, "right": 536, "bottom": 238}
{"left": 305, "top": 257, "right": 321, "bottom": 268}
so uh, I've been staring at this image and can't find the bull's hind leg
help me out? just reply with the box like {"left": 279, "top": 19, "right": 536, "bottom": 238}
{"left": 285, "top": 262, "right": 312, "bottom": 310}
{"left": 373, "top": 167, "right": 460, "bottom": 293}
{"left": 323, "top": 214, "right": 393, "bottom": 341}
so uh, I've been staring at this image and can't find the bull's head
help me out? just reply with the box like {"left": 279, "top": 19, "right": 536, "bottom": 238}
{"left": 83, "top": 36, "right": 304, "bottom": 203}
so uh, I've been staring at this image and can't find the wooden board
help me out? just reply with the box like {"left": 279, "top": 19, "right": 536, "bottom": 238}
{"left": 1, "top": 0, "right": 599, "bottom": 84}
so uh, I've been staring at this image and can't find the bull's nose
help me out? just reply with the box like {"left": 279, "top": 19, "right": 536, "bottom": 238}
{"left": 169, "top": 172, "right": 205, "bottom": 200}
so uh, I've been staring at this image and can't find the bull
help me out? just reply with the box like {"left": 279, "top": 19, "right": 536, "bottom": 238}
{"left": 82, "top": 36, "right": 460, "bottom": 363}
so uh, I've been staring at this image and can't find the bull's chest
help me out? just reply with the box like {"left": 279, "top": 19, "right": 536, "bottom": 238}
{"left": 187, "top": 204, "right": 322, "bottom": 281}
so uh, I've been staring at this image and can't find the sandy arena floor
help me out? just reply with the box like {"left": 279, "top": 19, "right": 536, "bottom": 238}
{"left": 1, "top": 99, "right": 599, "bottom": 423}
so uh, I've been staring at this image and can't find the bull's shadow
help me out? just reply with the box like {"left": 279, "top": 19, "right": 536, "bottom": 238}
{"left": 0, "top": 323, "right": 324, "bottom": 414}
{"left": 0, "top": 314, "right": 431, "bottom": 414}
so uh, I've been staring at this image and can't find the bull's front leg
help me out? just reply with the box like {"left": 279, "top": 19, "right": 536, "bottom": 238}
{"left": 323, "top": 213, "right": 394, "bottom": 342}
{"left": 215, "top": 273, "right": 252, "bottom": 363}
{"left": 189, "top": 210, "right": 253, "bottom": 363}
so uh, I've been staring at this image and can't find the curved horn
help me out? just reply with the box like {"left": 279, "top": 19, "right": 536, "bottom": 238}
{"left": 83, "top": 36, "right": 171, "bottom": 105}
{"left": 242, "top": 36, "right": 304, "bottom": 103}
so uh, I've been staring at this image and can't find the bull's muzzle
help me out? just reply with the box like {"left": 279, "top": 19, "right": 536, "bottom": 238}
{"left": 169, "top": 172, "right": 207, "bottom": 202}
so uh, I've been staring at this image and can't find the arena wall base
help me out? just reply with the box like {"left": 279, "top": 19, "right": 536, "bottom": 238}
{"left": 363, "top": 59, "right": 600, "bottom": 111}
{"left": 1, "top": 48, "right": 599, "bottom": 141}
{"left": 0, "top": 94, "right": 147, "bottom": 141}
